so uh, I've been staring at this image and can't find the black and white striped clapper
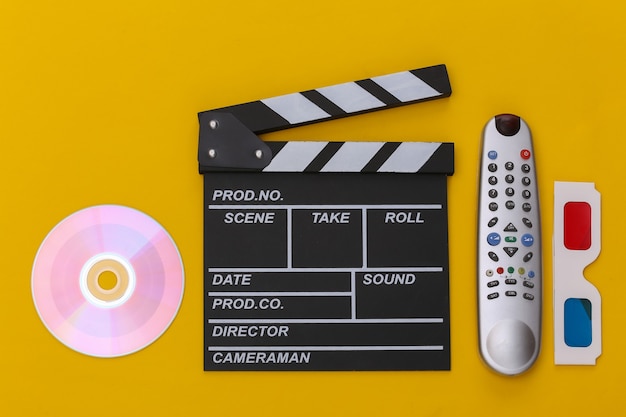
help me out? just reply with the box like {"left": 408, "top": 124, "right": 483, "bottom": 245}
{"left": 200, "top": 64, "right": 454, "bottom": 372}
{"left": 262, "top": 141, "right": 453, "bottom": 174}
{"left": 198, "top": 64, "right": 452, "bottom": 172}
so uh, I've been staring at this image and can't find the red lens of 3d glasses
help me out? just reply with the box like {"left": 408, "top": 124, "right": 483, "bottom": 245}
{"left": 564, "top": 202, "right": 592, "bottom": 250}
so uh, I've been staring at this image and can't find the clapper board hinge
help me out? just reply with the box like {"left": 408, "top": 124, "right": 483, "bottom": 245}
{"left": 198, "top": 64, "right": 452, "bottom": 173}
{"left": 198, "top": 112, "right": 272, "bottom": 171}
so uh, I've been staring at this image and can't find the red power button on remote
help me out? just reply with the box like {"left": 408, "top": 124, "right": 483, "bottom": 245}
{"left": 521, "top": 149, "right": 531, "bottom": 159}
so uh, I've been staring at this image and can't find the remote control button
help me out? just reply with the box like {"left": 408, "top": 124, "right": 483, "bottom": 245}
{"left": 523, "top": 252, "right": 533, "bottom": 262}
{"left": 523, "top": 293, "right": 534, "bottom": 301}
{"left": 488, "top": 163, "right": 498, "bottom": 172}
{"left": 488, "top": 176, "right": 498, "bottom": 185}
{"left": 488, "top": 251, "right": 499, "bottom": 262}
{"left": 522, "top": 177, "right": 531, "bottom": 186}
{"left": 528, "top": 270, "right": 536, "bottom": 278}
{"left": 507, "top": 266, "right": 515, "bottom": 274}
{"left": 518, "top": 267, "right": 525, "bottom": 275}
{"left": 495, "top": 114, "right": 521, "bottom": 136}
{"left": 522, "top": 218, "right": 532, "bottom": 228}
{"left": 523, "top": 281, "right": 534, "bottom": 289}
{"left": 522, "top": 190, "right": 531, "bottom": 199}
{"left": 486, "top": 269, "right": 494, "bottom": 277}
{"left": 487, "top": 280, "right": 499, "bottom": 288}
{"left": 504, "top": 247, "right": 518, "bottom": 257}
{"left": 505, "top": 161, "right": 514, "bottom": 171}
{"left": 521, "top": 149, "right": 531, "bottom": 160}
{"left": 487, "top": 292, "right": 499, "bottom": 300}
{"left": 488, "top": 150, "right": 498, "bottom": 160}
{"left": 521, "top": 234, "right": 534, "bottom": 247}
{"left": 487, "top": 233, "right": 501, "bottom": 246}
{"left": 522, "top": 203, "right": 532, "bottom": 212}
{"left": 504, "top": 223, "right": 517, "bottom": 232}
{"left": 496, "top": 267, "right": 505, "bottom": 275}
{"left": 505, "top": 187, "right": 514, "bottom": 196}
{"left": 489, "top": 189, "right": 498, "bottom": 198}
{"left": 505, "top": 201, "right": 515, "bottom": 209}
{"left": 488, "top": 217, "right": 499, "bottom": 227}
{"left": 505, "top": 278, "right": 517, "bottom": 285}
{"left": 505, "top": 291, "right": 517, "bottom": 297}
{"left": 504, "top": 236, "right": 517, "bottom": 243}
{"left": 521, "top": 163, "right": 531, "bottom": 173}
{"left": 489, "top": 202, "right": 498, "bottom": 211}
{"left": 505, "top": 174, "right": 514, "bottom": 184}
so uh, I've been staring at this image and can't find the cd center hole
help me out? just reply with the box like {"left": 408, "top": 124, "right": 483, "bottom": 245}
{"left": 97, "top": 270, "right": 118, "bottom": 291}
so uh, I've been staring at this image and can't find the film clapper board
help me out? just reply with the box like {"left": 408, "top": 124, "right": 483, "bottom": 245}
{"left": 198, "top": 64, "right": 454, "bottom": 370}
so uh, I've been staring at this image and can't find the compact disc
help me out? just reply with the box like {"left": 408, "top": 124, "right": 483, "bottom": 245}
{"left": 32, "top": 205, "right": 184, "bottom": 357}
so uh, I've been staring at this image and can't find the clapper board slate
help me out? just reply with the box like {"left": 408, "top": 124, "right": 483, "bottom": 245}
{"left": 198, "top": 64, "right": 454, "bottom": 371}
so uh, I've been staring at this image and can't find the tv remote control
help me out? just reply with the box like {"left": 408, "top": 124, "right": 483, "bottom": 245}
{"left": 477, "top": 114, "right": 542, "bottom": 375}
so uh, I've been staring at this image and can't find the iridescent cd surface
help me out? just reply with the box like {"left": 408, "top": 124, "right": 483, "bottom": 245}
{"left": 31, "top": 205, "right": 184, "bottom": 357}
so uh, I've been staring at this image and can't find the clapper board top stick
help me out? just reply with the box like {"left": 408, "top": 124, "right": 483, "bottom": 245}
{"left": 198, "top": 64, "right": 454, "bottom": 371}
{"left": 198, "top": 64, "right": 453, "bottom": 174}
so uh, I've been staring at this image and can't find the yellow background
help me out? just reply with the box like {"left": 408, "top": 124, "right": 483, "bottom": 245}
{"left": 1, "top": 1, "right": 623, "bottom": 415}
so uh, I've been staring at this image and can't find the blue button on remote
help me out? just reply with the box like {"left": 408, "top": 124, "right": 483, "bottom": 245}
{"left": 521, "top": 233, "right": 534, "bottom": 247}
{"left": 487, "top": 233, "right": 501, "bottom": 246}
